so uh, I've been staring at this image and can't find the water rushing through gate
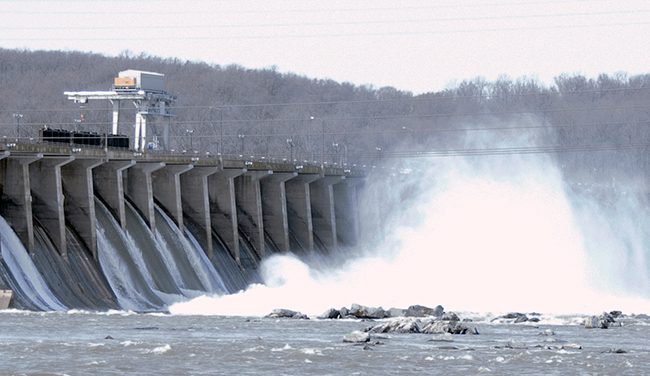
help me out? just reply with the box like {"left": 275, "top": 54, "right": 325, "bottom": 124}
{"left": 0, "top": 216, "right": 64, "bottom": 311}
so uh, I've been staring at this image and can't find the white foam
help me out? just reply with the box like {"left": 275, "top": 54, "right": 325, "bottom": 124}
{"left": 120, "top": 340, "right": 140, "bottom": 347}
{"left": 170, "top": 150, "right": 650, "bottom": 317}
{"left": 147, "top": 344, "right": 171, "bottom": 355}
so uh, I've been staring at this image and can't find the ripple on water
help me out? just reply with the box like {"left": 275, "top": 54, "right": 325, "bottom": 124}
{"left": 143, "top": 344, "right": 171, "bottom": 355}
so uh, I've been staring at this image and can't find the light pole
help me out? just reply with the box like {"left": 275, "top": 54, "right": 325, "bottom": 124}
{"left": 266, "top": 135, "right": 270, "bottom": 158}
{"left": 331, "top": 142, "right": 340, "bottom": 165}
{"left": 186, "top": 129, "right": 194, "bottom": 150}
{"left": 219, "top": 110, "right": 224, "bottom": 156}
{"left": 321, "top": 119, "right": 325, "bottom": 166}
{"left": 308, "top": 115, "right": 315, "bottom": 161}
{"left": 238, "top": 134, "right": 245, "bottom": 156}
{"left": 286, "top": 138, "right": 294, "bottom": 161}
{"left": 12, "top": 113, "right": 23, "bottom": 142}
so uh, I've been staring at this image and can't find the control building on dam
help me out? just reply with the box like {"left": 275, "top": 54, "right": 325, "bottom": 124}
{"left": 0, "top": 71, "right": 366, "bottom": 311}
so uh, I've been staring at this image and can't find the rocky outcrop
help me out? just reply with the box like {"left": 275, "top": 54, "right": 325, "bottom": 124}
{"left": 317, "top": 308, "right": 341, "bottom": 319}
{"left": 366, "top": 318, "right": 421, "bottom": 334}
{"left": 491, "top": 312, "right": 539, "bottom": 323}
{"left": 319, "top": 303, "right": 446, "bottom": 319}
{"left": 363, "top": 315, "right": 479, "bottom": 336}
{"left": 347, "top": 304, "right": 389, "bottom": 319}
{"left": 343, "top": 330, "right": 370, "bottom": 343}
{"left": 584, "top": 312, "right": 618, "bottom": 329}
{"left": 420, "top": 320, "right": 479, "bottom": 335}
{"left": 405, "top": 305, "right": 444, "bottom": 318}
{"left": 265, "top": 308, "right": 309, "bottom": 319}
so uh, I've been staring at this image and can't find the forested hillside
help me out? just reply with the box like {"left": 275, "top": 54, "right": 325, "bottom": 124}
{"left": 1, "top": 48, "right": 650, "bottom": 184}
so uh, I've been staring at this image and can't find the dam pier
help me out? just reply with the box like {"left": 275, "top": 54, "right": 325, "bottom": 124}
{"left": 0, "top": 142, "right": 365, "bottom": 310}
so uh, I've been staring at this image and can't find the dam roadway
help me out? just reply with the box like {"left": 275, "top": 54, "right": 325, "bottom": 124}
{"left": 0, "top": 142, "right": 365, "bottom": 271}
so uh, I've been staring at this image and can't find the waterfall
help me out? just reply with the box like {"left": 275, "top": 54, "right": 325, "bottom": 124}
{"left": 94, "top": 198, "right": 166, "bottom": 311}
{"left": 0, "top": 215, "right": 66, "bottom": 311}
{"left": 182, "top": 225, "right": 228, "bottom": 294}
{"left": 153, "top": 205, "right": 227, "bottom": 294}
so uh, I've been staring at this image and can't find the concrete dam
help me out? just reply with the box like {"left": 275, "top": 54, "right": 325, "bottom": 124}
{"left": 0, "top": 142, "right": 365, "bottom": 311}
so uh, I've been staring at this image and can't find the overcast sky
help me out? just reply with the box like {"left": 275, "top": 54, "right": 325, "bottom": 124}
{"left": 1, "top": 0, "right": 648, "bottom": 93}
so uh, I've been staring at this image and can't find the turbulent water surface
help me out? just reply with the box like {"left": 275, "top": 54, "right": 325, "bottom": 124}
{"left": 0, "top": 311, "right": 649, "bottom": 375}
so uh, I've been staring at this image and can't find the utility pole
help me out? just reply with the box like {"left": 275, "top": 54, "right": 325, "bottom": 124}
{"left": 308, "top": 115, "right": 315, "bottom": 162}
{"left": 12, "top": 113, "right": 23, "bottom": 142}
{"left": 286, "top": 138, "right": 294, "bottom": 161}
{"left": 266, "top": 135, "right": 270, "bottom": 158}
{"left": 332, "top": 142, "right": 340, "bottom": 165}
{"left": 238, "top": 134, "right": 245, "bottom": 156}
{"left": 186, "top": 129, "right": 194, "bottom": 150}
{"left": 219, "top": 110, "right": 224, "bottom": 156}
{"left": 321, "top": 119, "right": 325, "bottom": 167}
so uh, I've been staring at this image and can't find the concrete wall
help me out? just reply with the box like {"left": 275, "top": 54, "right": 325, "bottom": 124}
{"left": 285, "top": 174, "right": 319, "bottom": 252}
{"left": 152, "top": 164, "right": 193, "bottom": 231}
{"left": 125, "top": 162, "right": 164, "bottom": 230}
{"left": 309, "top": 176, "right": 343, "bottom": 251}
{"left": 234, "top": 171, "right": 271, "bottom": 258}
{"left": 61, "top": 159, "right": 104, "bottom": 259}
{"left": 260, "top": 172, "right": 297, "bottom": 253}
{"left": 93, "top": 161, "right": 134, "bottom": 229}
{"left": 180, "top": 167, "right": 219, "bottom": 258}
{"left": 29, "top": 157, "right": 75, "bottom": 256}
{"left": 0, "top": 154, "right": 36, "bottom": 252}
{"left": 0, "top": 149, "right": 365, "bottom": 272}
{"left": 208, "top": 168, "right": 245, "bottom": 264}
{"left": 333, "top": 177, "right": 363, "bottom": 247}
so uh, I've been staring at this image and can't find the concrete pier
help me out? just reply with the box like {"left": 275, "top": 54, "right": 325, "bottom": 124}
{"left": 0, "top": 143, "right": 367, "bottom": 274}
{"left": 93, "top": 160, "right": 135, "bottom": 229}
{"left": 261, "top": 172, "right": 297, "bottom": 253}
{"left": 1, "top": 153, "right": 37, "bottom": 252}
{"left": 152, "top": 164, "right": 193, "bottom": 231}
{"left": 310, "top": 176, "right": 343, "bottom": 252}
{"left": 61, "top": 159, "right": 104, "bottom": 259}
{"left": 208, "top": 168, "right": 246, "bottom": 264}
{"left": 285, "top": 174, "right": 320, "bottom": 252}
{"left": 180, "top": 167, "right": 219, "bottom": 258}
{"left": 334, "top": 178, "right": 363, "bottom": 247}
{"left": 126, "top": 162, "right": 164, "bottom": 230}
{"left": 30, "top": 156, "right": 75, "bottom": 256}
{"left": 235, "top": 171, "right": 272, "bottom": 258}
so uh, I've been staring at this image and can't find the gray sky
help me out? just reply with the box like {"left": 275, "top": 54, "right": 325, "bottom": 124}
{"left": 1, "top": 0, "right": 649, "bottom": 93}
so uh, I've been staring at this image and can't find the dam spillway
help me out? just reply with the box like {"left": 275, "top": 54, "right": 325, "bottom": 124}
{"left": 0, "top": 142, "right": 365, "bottom": 311}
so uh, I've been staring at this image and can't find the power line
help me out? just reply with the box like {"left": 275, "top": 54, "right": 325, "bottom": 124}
{"left": 5, "top": 119, "right": 649, "bottom": 140}
{"left": 2, "top": 85, "right": 649, "bottom": 115}
{"left": 2, "top": 103, "right": 647, "bottom": 128}
{"left": 1, "top": 21, "right": 647, "bottom": 41}
{"left": 353, "top": 142, "right": 650, "bottom": 159}
{"left": 0, "top": 0, "right": 613, "bottom": 15}
{"left": 3, "top": 9, "right": 646, "bottom": 31}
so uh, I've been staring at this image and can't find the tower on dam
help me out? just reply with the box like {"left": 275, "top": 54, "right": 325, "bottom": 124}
{"left": 64, "top": 70, "right": 175, "bottom": 152}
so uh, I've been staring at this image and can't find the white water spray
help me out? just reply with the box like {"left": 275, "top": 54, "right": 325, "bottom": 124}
{"left": 171, "top": 152, "right": 650, "bottom": 316}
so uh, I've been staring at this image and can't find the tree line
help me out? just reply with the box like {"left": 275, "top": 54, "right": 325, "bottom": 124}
{"left": 1, "top": 48, "right": 649, "bottom": 184}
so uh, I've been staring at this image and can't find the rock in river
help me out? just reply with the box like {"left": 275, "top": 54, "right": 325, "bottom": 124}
{"left": 405, "top": 305, "right": 444, "bottom": 318}
{"left": 365, "top": 318, "right": 421, "bottom": 334}
{"left": 317, "top": 308, "right": 341, "bottom": 319}
{"left": 420, "top": 320, "right": 479, "bottom": 335}
{"left": 343, "top": 330, "right": 370, "bottom": 343}
{"left": 265, "top": 308, "right": 309, "bottom": 320}
{"left": 348, "top": 304, "right": 389, "bottom": 319}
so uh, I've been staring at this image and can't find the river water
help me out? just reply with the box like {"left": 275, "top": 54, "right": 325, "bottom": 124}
{"left": 0, "top": 310, "right": 649, "bottom": 375}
